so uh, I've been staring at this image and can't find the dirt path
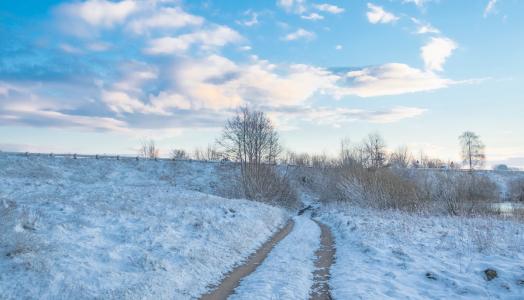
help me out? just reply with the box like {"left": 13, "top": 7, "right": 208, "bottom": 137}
{"left": 200, "top": 219, "right": 295, "bottom": 300}
{"left": 310, "top": 220, "right": 335, "bottom": 300}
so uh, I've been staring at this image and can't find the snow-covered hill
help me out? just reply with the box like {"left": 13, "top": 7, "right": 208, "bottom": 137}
{"left": 0, "top": 154, "right": 288, "bottom": 299}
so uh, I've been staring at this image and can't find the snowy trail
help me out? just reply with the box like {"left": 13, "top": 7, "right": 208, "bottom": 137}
{"left": 200, "top": 219, "right": 295, "bottom": 300}
{"left": 310, "top": 220, "right": 335, "bottom": 300}
{"left": 229, "top": 216, "right": 321, "bottom": 300}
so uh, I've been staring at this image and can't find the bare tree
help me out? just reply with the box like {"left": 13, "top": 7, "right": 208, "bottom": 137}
{"left": 389, "top": 146, "right": 413, "bottom": 168}
{"left": 204, "top": 144, "right": 223, "bottom": 161}
{"left": 219, "top": 107, "right": 280, "bottom": 165}
{"left": 459, "top": 131, "right": 485, "bottom": 170}
{"left": 171, "top": 149, "right": 188, "bottom": 160}
{"left": 218, "top": 107, "right": 286, "bottom": 199}
{"left": 193, "top": 144, "right": 223, "bottom": 161}
{"left": 339, "top": 137, "right": 358, "bottom": 167}
{"left": 139, "top": 139, "right": 159, "bottom": 159}
{"left": 363, "top": 133, "right": 387, "bottom": 168}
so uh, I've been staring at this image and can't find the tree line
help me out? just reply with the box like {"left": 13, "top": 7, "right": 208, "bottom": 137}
{"left": 140, "top": 107, "right": 488, "bottom": 171}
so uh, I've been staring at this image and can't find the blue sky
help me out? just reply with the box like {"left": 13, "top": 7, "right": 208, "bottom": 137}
{"left": 0, "top": 0, "right": 523, "bottom": 167}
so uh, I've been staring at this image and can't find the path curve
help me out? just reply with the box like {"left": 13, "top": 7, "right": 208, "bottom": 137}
{"left": 200, "top": 219, "right": 295, "bottom": 300}
{"left": 310, "top": 220, "right": 335, "bottom": 300}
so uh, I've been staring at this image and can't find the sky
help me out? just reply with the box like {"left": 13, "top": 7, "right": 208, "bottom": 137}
{"left": 0, "top": 0, "right": 523, "bottom": 168}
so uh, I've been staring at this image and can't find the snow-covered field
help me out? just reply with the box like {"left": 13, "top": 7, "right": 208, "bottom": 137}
{"left": 0, "top": 154, "right": 288, "bottom": 299}
{"left": 320, "top": 205, "right": 524, "bottom": 299}
{"left": 2, "top": 153, "right": 523, "bottom": 300}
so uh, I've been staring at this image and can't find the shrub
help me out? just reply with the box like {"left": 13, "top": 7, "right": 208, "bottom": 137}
{"left": 319, "top": 165, "right": 500, "bottom": 215}
{"left": 321, "top": 165, "right": 423, "bottom": 211}
{"left": 508, "top": 178, "right": 524, "bottom": 202}
{"left": 242, "top": 165, "right": 299, "bottom": 209}
{"left": 418, "top": 172, "right": 499, "bottom": 216}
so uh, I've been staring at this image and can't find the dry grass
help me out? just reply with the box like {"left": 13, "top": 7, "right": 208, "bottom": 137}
{"left": 0, "top": 200, "right": 44, "bottom": 261}
{"left": 314, "top": 165, "right": 501, "bottom": 216}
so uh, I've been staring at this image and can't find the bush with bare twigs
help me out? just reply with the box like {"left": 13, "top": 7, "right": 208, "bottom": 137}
{"left": 508, "top": 178, "right": 524, "bottom": 202}
{"left": 139, "top": 139, "right": 159, "bottom": 159}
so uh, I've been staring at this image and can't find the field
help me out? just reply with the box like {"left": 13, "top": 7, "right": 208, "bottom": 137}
{"left": 1, "top": 153, "right": 523, "bottom": 299}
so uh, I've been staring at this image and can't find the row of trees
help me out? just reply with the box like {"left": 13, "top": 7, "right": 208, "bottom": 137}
{"left": 139, "top": 108, "right": 487, "bottom": 171}
{"left": 137, "top": 107, "right": 490, "bottom": 208}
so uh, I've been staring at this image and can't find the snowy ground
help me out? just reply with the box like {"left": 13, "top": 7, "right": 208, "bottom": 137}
{"left": 320, "top": 205, "right": 524, "bottom": 299}
{"left": 230, "top": 216, "right": 320, "bottom": 300}
{"left": 2, "top": 153, "right": 523, "bottom": 299}
{"left": 0, "top": 154, "right": 288, "bottom": 299}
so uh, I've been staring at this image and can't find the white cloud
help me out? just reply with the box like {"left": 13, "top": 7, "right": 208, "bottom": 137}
{"left": 1, "top": 102, "right": 128, "bottom": 132}
{"left": 145, "top": 26, "right": 242, "bottom": 55}
{"left": 170, "top": 55, "right": 339, "bottom": 109}
{"left": 335, "top": 45, "right": 343, "bottom": 50}
{"left": 301, "top": 13, "right": 324, "bottom": 21}
{"left": 87, "top": 42, "right": 112, "bottom": 52}
{"left": 411, "top": 18, "right": 440, "bottom": 34}
{"left": 403, "top": 0, "right": 430, "bottom": 7}
{"left": 128, "top": 7, "right": 203, "bottom": 34}
{"left": 308, "top": 106, "right": 426, "bottom": 125}
{"left": 237, "top": 11, "right": 259, "bottom": 27}
{"left": 111, "top": 62, "right": 158, "bottom": 93}
{"left": 101, "top": 90, "right": 147, "bottom": 114}
{"left": 314, "top": 4, "right": 345, "bottom": 14}
{"left": 277, "top": 0, "right": 307, "bottom": 14}
{"left": 484, "top": 0, "right": 498, "bottom": 17}
{"left": 337, "top": 63, "right": 454, "bottom": 97}
{"left": 283, "top": 28, "right": 315, "bottom": 41}
{"left": 421, "top": 37, "right": 457, "bottom": 71}
{"left": 366, "top": 3, "right": 399, "bottom": 24}
{"left": 269, "top": 106, "right": 426, "bottom": 129}
{"left": 57, "top": 0, "right": 138, "bottom": 28}
{"left": 59, "top": 43, "right": 83, "bottom": 54}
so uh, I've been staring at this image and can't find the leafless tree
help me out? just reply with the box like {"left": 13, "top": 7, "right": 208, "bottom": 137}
{"left": 459, "top": 131, "right": 485, "bottom": 170}
{"left": 282, "top": 151, "right": 310, "bottom": 166}
{"left": 171, "top": 149, "right": 188, "bottom": 160}
{"left": 218, "top": 107, "right": 283, "bottom": 198}
{"left": 339, "top": 137, "right": 358, "bottom": 167}
{"left": 389, "top": 146, "right": 413, "bottom": 168}
{"left": 193, "top": 144, "right": 223, "bottom": 161}
{"left": 139, "top": 139, "right": 159, "bottom": 159}
{"left": 363, "top": 133, "right": 387, "bottom": 168}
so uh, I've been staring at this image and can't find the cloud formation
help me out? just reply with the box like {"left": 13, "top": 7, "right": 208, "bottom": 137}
{"left": 57, "top": 0, "right": 138, "bottom": 28}
{"left": 421, "top": 37, "right": 457, "bottom": 71}
{"left": 336, "top": 63, "right": 453, "bottom": 97}
{"left": 0, "top": 0, "right": 471, "bottom": 135}
{"left": 367, "top": 3, "right": 399, "bottom": 24}
{"left": 484, "top": 0, "right": 498, "bottom": 17}
{"left": 314, "top": 4, "right": 344, "bottom": 14}
{"left": 144, "top": 26, "right": 242, "bottom": 55}
{"left": 283, "top": 28, "right": 316, "bottom": 41}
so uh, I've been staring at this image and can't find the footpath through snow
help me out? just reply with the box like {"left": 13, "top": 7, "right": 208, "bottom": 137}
{"left": 229, "top": 216, "right": 321, "bottom": 300}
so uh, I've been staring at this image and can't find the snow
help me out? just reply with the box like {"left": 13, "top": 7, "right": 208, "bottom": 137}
{"left": 230, "top": 216, "right": 320, "bottom": 300}
{"left": 2, "top": 153, "right": 523, "bottom": 299}
{"left": 320, "top": 205, "right": 524, "bottom": 299}
{"left": 0, "top": 154, "right": 288, "bottom": 299}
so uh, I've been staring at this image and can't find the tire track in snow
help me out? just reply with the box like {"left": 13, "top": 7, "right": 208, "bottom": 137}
{"left": 310, "top": 220, "right": 335, "bottom": 300}
{"left": 200, "top": 219, "right": 295, "bottom": 300}
{"left": 228, "top": 216, "right": 321, "bottom": 300}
